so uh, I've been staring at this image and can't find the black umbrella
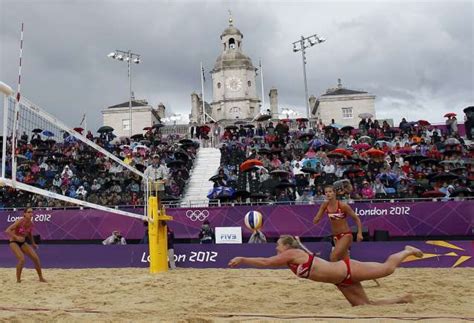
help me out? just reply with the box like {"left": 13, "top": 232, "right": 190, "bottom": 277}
{"left": 179, "top": 139, "right": 194, "bottom": 145}
{"left": 430, "top": 172, "right": 459, "bottom": 182}
{"left": 209, "top": 174, "right": 221, "bottom": 182}
{"left": 450, "top": 188, "right": 473, "bottom": 197}
{"left": 140, "top": 140, "right": 151, "bottom": 146}
{"left": 298, "top": 133, "right": 314, "bottom": 140}
{"left": 234, "top": 120, "right": 247, "bottom": 125}
{"left": 32, "top": 128, "right": 43, "bottom": 133}
{"left": 233, "top": 190, "right": 251, "bottom": 199}
{"left": 419, "top": 158, "right": 440, "bottom": 165}
{"left": 250, "top": 192, "right": 268, "bottom": 200}
{"left": 30, "top": 138, "right": 42, "bottom": 145}
{"left": 352, "top": 158, "right": 368, "bottom": 166}
{"left": 270, "top": 169, "right": 289, "bottom": 177}
{"left": 152, "top": 123, "right": 165, "bottom": 129}
{"left": 166, "top": 160, "right": 185, "bottom": 168}
{"left": 174, "top": 151, "right": 189, "bottom": 161}
{"left": 339, "top": 159, "right": 358, "bottom": 166}
{"left": 301, "top": 167, "right": 318, "bottom": 174}
{"left": 450, "top": 167, "right": 467, "bottom": 173}
{"left": 403, "top": 154, "right": 426, "bottom": 164}
{"left": 97, "top": 126, "right": 114, "bottom": 133}
{"left": 225, "top": 125, "right": 238, "bottom": 130}
{"left": 319, "top": 143, "right": 336, "bottom": 151}
{"left": 463, "top": 106, "right": 474, "bottom": 114}
{"left": 341, "top": 126, "right": 354, "bottom": 132}
{"left": 244, "top": 124, "right": 255, "bottom": 128}
{"left": 131, "top": 134, "right": 144, "bottom": 140}
{"left": 134, "top": 164, "right": 146, "bottom": 172}
{"left": 255, "top": 114, "right": 272, "bottom": 122}
{"left": 275, "top": 180, "right": 296, "bottom": 189}
{"left": 327, "top": 152, "right": 345, "bottom": 159}
{"left": 258, "top": 148, "right": 272, "bottom": 155}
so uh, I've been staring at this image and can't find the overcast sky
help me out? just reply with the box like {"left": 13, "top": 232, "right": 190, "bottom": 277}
{"left": 1, "top": 0, "right": 472, "bottom": 132}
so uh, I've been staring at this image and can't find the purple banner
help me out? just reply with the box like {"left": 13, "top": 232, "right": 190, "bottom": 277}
{"left": 1, "top": 201, "right": 473, "bottom": 240}
{"left": 0, "top": 241, "right": 472, "bottom": 268}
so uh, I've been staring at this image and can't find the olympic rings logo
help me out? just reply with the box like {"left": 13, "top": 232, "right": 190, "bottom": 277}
{"left": 185, "top": 210, "right": 210, "bottom": 222}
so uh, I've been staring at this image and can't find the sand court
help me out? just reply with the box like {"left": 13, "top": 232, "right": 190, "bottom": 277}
{"left": 0, "top": 267, "right": 473, "bottom": 322}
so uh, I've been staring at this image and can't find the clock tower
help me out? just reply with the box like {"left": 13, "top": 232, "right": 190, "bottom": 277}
{"left": 210, "top": 17, "right": 260, "bottom": 121}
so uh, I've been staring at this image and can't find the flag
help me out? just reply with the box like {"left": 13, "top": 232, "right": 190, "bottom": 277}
{"left": 79, "top": 113, "right": 86, "bottom": 126}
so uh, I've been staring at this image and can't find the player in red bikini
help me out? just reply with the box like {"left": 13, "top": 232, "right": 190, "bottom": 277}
{"left": 229, "top": 235, "right": 421, "bottom": 306}
{"left": 5, "top": 208, "right": 46, "bottom": 283}
{"left": 313, "top": 185, "right": 363, "bottom": 262}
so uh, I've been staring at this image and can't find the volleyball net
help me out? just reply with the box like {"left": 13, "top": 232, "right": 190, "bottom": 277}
{"left": 0, "top": 87, "right": 148, "bottom": 220}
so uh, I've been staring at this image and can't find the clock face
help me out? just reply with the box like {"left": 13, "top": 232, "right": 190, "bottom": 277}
{"left": 225, "top": 77, "right": 242, "bottom": 92}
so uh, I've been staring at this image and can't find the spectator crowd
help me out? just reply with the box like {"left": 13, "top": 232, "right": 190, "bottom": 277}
{"left": 1, "top": 111, "right": 473, "bottom": 210}
{"left": 211, "top": 113, "right": 473, "bottom": 204}
{"left": 0, "top": 124, "right": 198, "bottom": 208}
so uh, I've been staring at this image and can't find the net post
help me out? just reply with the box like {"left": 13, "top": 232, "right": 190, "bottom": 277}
{"left": 148, "top": 180, "right": 173, "bottom": 274}
{"left": 1, "top": 82, "right": 13, "bottom": 180}
{"left": 1, "top": 99, "right": 9, "bottom": 179}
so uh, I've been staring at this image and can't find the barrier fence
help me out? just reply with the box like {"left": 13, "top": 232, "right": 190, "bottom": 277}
{"left": 0, "top": 241, "right": 472, "bottom": 268}
{"left": 1, "top": 201, "right": 472, "bottom": 240}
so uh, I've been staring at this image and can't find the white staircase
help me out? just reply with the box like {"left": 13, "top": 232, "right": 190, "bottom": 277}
{"left": 181, "top": 147, "right": 221, "bottom": 207}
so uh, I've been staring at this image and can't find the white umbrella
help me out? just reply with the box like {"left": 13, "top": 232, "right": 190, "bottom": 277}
{"left": 133, "top": 144, "right": 150, "bottom": 152}
{"left": 358, "top": 113, "right": 373, "bottom": 119}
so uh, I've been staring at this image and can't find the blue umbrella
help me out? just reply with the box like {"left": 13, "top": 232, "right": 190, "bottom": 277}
{"left": 301, "top": 158, "right": 320, "bottom": 168}
{"left": 376, "top": 172, "right": 398, "bottom": 182}
{"left": 42, "top": 130, "right": 55, "bottom": 137}
{"left": 207, "top": 186, "right": 235, "bottom": 199}
{"left": 310, "top": 139, "right": 328, "bottom": 149}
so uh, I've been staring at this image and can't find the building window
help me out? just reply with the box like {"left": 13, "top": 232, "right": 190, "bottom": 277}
{"left": 247, "top": 81, "right": 251, "bottom": 87}
{"left": 341, "top": 107, "right": 353, "bottom": 119}
{"left": 230, "top": 106, "right": 241, "bottom": 118}
{"left": 217, "top": 82, "right": 221, "bottom": 89}
{"left": 122, "top": 119, "right": 130, "bottom": 130}
{"left": 229, "top": 38, "right": 235, "bottom": 49}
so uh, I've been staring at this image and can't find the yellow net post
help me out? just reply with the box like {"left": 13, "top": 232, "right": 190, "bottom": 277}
{"left": 148, "top": 180, "right": 173, "bottom": 273}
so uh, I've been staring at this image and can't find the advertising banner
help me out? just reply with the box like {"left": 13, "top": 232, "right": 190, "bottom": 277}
{"left": 0, "top": 201, "right": 472, "bottom": 240}
{"left": 0, "top": 241, "right": 472, "bottom": 269}
{"left": 215, "top": 227, "right": 242, "bottom": 244}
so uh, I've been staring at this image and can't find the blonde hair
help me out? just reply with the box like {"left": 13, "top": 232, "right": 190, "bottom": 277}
{"left": 277, "top": 235, "right": 300, "bottom": 249}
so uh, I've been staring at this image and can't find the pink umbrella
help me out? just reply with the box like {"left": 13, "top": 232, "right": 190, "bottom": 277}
{"left": 353, "top": 143, "right": 371, "bottom": 151}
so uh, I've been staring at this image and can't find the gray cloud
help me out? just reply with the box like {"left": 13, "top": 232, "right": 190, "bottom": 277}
{"left": 1, "top": 0, "right": 472, "bottom": 133}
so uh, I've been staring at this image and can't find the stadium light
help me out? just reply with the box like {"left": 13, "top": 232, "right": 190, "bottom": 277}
{"left": 107, "top": 49, "right": 141, "bottom": 137}
{"left": 292, "top": 34, "right": 325, "bottom": 118}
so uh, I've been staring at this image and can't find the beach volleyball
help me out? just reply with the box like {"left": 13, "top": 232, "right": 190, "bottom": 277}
{"left": 244, "top": 210, "right": 263, "bottom": 231}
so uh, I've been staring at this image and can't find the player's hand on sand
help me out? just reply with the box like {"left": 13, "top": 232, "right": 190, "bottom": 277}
{"left": 228, "top": 257, "right": 243, "bottom": 267}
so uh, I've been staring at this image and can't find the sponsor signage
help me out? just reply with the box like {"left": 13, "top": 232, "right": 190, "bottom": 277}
{"left": 215, "top": 227, "right": 242, "bottom": 244}
{"left": 0, "top": 241, "right": 471, "bottom": 269}
{"left": 0, "top": 201, "right": 472, "bottom": 240}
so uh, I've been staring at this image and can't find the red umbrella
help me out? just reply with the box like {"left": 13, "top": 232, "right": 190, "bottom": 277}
{"left": 353, "top": 143, "right": 371, "bottom": 151}
{"left": 296, "top": 118, "right": 309, "bottom": 122}
{"left": 444, "top": 112, "right": 456, "bottom": 118}
{"left": 421, "top": 190, "right": 445, "bottom": 198}
{"left": 330, "top": 148, "right": 352, "bottom": 157}
{"left": 365, "top": 148, "right": 385, "bottom": 157}
{"left": 73, "top": 127, "right": 84, "bottom": 134}
{"left": 240, "top": 159, "right": 263, "bottom": 172}
{"left": 418, "top": 120, "right": 430, "bottom": 126}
